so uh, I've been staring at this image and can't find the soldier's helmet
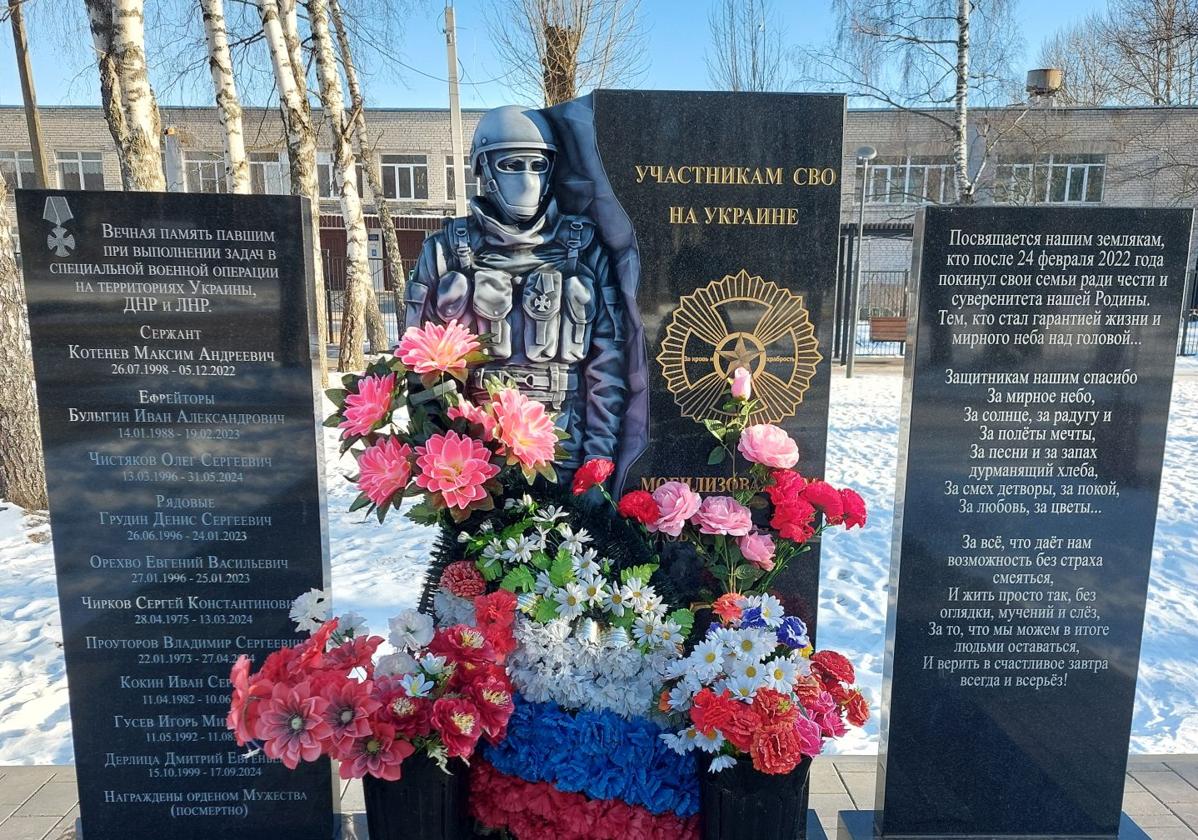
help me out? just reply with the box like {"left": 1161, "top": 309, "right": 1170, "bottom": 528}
{"left": 469, "top": 106, "right": 558, "bottom": 174}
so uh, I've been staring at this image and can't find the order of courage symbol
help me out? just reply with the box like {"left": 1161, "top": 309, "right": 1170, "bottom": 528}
{"left": 656, "top": 269, "right": 822, "bottom": 424}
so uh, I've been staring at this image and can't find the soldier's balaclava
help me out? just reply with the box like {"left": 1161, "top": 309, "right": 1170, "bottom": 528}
{"left": 470, "top": 105, "right": 558, "bottom": 225}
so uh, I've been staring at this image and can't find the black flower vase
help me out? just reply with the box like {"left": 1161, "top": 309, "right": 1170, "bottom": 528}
{"left": 699, "top": 754, "right": 813, "bottom": 840}
{"left": 361, "top": 752, "right": 472, "bottom": 840}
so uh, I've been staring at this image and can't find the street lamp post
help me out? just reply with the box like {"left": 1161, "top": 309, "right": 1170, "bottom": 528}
{"left": 847, "top": 145, "right": 877, "bottom": 379}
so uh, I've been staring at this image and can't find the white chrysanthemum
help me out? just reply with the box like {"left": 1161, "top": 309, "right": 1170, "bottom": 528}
{"left": 399, "top": 673, "right": 434, "bottom": 698}
{"left": 690, "top": 639, "right": 725, "bottom": 681}
{"left": 620, "top": 578, "right": 648, "bottom": 609}
{"left": 573, "top": 552, "right": 603, "bottom": 579}
{"left": 655, "top": 620, "right": 684, "bottom": 648}
{"left": 578, "top": 576, "right": 610, "bottom": 606}
{"left": 388, "top": 609, "right": 434, "bottom": 651}
{"left": 708, "top": 755, "right": 737, "bottom": 773}
{"left": 756, "top": 594, "right": 785, "bottom": 629}
{"left": 668, "top": 682, "right": 695, "bottom": 712}
{"left": 289, "top": 588, "right": 330, "bottom": 634}
{"left": 604, "top": 586, "right": 630, "bottom": 617}
{"left": 501, "top": 536, "right": 537, "bottom": 564}
{"left": 375, "top": 651, "right": 417, "bottom": 677}
{"left": 336, "top": 611, "right": 368, "bottom": 638}
{"left": 554, "top": 583, "right": 587, "bottom": 620}
{"left": 727, "top": 628, "right": 775, "bottom": 663}
{"left": 558, "top": 524, "right": 592, "bottom": 555}
{"left": 632, "top": 614, "right": 660, "bottom": 645}
{"left": 694, "top": 729, "right": 727, "bottom": 753}
{"left": 431, "top": 591, "right": 475, "bottom": 627}
{"left": 732, "top": 659, "right": 767, "bottom": 684}
{"left": 723, "top": 673, "right": 763, "bottom": 700}
{"left": 763, "top": 656, "right": 799, "bottom": 692}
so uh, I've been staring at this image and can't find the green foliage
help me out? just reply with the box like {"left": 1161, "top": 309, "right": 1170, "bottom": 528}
{"left": 620, "top": 563, "right": 659, "bottom": 585}
{"left": 548, "top": 553, "right": 575, "bottom": 588}
{"left": 500, "top": 566, "right": 536, "bottom": 593}
{"left": 668, "top": 608, "right": 695, "bottom": 636}
{"left": 533, "top": 597, "right": 560, "bottom": 623}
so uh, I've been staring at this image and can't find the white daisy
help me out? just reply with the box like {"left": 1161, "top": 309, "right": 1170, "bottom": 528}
{"left": 690, "top": 639, "right": 725, "bottom": 681}
{"left": 573, "top": 551, "right": 603, "bottom": 579}
{"left": 478, "top": 519, "right": 494, "bottom": 532}
{"left": 708, "top": 755, "right": 737, "bottom": 773}
{"left": 732, "top": 659, "right": 767, "bottom": 684}
{"left": 632, "top": 614, "right": 660, "bottom": 644}
{"left": 501, "top": 536, "right": 536, "bottom": 564}
{"left": 620, "top": 578, "right": 648, "bottom": 609}
{"left": 727, "top": 628, "right": 775, "bottom": 663}
{"left": 558, "top": 524, "right": 592, "bottom": 555}
{"left": 667, "top": 683, "right": 695, "bottom": 712}
{"left": 640, "top": 591, "right": 666, "bottom": 616}
{"left": 399, "top": 673, "right": 434, "bottom": 698}
{"left": 724, "top": 673, "right": 763, "bottom": 700}
{"left": 533, "top": 570, "right": 555, "bottom": 594}
{"left": 763, "top": 656, "right": 799, "bottom": 693}
{"left": 388, "top": 609, "right": 434, "bottom": 651}
{"left": 660, "top": 729, "right": 697, "bottom": 755}
{"left": 579, "top": 576, "right": 610, "bottom": 606}
{"left": 604, "top": 586, "right": 630, "bottom": 617}
{"left": 554, "top": 583, "right": 587, "bottom": 620}
{"left": 654, "top": 620, "right": 684, "bottom": 647}
{"left": 756, "top": 594, "right": 785, "bottom": 629}
{"left": 694, "top": 728, "right": 726, "bottom": 753}
{"left": 533, "top": 504, "right": 567, "bottom": 524}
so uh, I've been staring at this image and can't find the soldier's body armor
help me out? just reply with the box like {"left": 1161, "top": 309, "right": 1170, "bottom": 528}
{"left": 406, "top": 201, "right": 626, "bottom": 473}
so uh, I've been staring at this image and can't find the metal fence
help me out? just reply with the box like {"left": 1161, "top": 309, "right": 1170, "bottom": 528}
{"left": 324, "top": 253, "right": 413, "bottom": 350}
{"left": 849, "top": 269, "right": 910, "bottom": 357}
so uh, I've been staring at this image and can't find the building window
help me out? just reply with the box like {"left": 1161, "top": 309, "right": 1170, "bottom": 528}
{"left": 0, "top": 151, "right": 35, "bottom": 191}
{"left": 994, "top": 154, "right": 1105, "bottom": 204}
{"left": 317, "top": 152, "right": 366, "bottom": 200}
{"left": 859, "top": 156, "right": 957, "bottom": 205}
{"left": 380, "top": 154, "right": 428, "bottom": 201}
{"left": 249, "top": 151, "right": 288, "bottom": 195}
{"left": 445, "top": 156, "right": 482, "bottom": 202}
{"left": 184, "top": 151, "right": 228, "bottom": 194}
{"left": 56, "top": 151, "right": 105, "bottom": 191}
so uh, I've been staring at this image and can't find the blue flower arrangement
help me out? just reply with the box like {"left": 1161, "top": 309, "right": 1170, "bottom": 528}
{"left": 481, "top": 695, "right": 701, "bottom": 817}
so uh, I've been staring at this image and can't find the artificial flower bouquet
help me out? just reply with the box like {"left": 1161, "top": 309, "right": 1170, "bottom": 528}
{"left": 659, "top": 592, "right": 868, "bottom": 775}
{"left": 225, "top": 589, "right": 519, "bottom": 781}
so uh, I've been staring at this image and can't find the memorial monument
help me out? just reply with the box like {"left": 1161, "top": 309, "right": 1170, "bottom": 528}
{"left": 841, "top": 205, "right": 1193, "bottom": 839}
{"left": 16, "top": 191, "right": 335, "bottom": 840}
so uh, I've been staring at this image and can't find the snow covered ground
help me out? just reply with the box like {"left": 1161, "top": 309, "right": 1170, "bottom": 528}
{"left": 1, "top": 358, "right": 1195, "bottom": 764}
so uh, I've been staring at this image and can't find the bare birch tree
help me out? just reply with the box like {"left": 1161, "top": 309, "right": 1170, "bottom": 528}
{"left": 330, "top": 0, "right": 396, "bottom": 353}
{"left": 256, "top": 0, "right": 328, "bottom": 381}
{"left": 707, "top": 0, "right": 787, "bottom": 92}
{"left": 487, "top": 0, "right": 647, "bottom": 106}
{"left": 200, "top": 0, "right": 250, "bottom": 193}
{"left": 83, "top": 0, "right": 134, "bottom": 187}
{"left": 0, "top": 176, "right": 48, "bottom": 510}
{"left": 799, "top": 0, "right": 1022, "bottom": 203}
{"left": 108, "top": 0, "right": 166, "bottom": 190}
{"left": 306, "top": 0, "right": 372, "bottom": 371}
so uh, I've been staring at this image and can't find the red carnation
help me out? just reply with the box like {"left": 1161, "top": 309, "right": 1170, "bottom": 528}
{"left": 845, "top": 690, "right": 870, "bottom": 727}
{"left": 770, "top": 497, "right": 816, "bottom": 543}
{"left": 712, "top": 592, "right": 745, "bottom": 625}
{"left": 431, "top": 697, "right": 484, "bottom": 758}
{"left": 749, "top": 721, "right": 805, "bottom": 775}
{"left": 572, "top": 458, "right": 615, "bottom": 495}
{"left": 617, "top": 490, "right": 660, "bottom": 524}
{"left": 766, "top": 469, "right": 807, "bottom": 505}
{"left": 440, "top": 561, "right": 486, "bottom": 598}
{"left": 690, "top": 689, "right": 760, "bottom": 752}
{"left": 474, "top": 590, "right": 518, "bottom": 661}
{"left": 811, "top": 650, "right": 856, "bottom": 685}
{"left": 752, "top": 688, "right": 800, "bottom": 728}
{"left": 801, "top": 479, "right": 844, "bottom": 524}
{"left": 841, "top": 488, "right": 867, "bottom": 529}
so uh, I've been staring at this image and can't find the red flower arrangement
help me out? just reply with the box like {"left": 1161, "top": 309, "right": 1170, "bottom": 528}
{"left": 227, "top": 594, "right": 518, "bottom": 780}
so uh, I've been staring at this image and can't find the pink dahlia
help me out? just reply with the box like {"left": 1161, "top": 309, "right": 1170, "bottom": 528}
{"left": 647, "top": 481, "right": 702, "bottom": 537}
{"left": 396, "top": 320, "right": 480, "bottom": 377}
{"left": 357, "top": 436, "right": 413, "bottom": 507}
{"left": 339, "top": 373, "right": 396, "bottom": 438}
{"left": 490, "top": 388, "right": 558, "bottom": 470}
{"left": 414, "top": 431, "right": 500, "bottom": 510}
{"left": 337, "top": 720, "right": 414, "bottom": 781}
{"left": 448, "top": 400, "right": 497, "bottom": 441}
{"left": 692, "top": 495, "right": 753, "bottom": 536}
{"left": 738, "top": 424, "right": 800, "bottom": 469}
{"left": 320, "top": 678, "right": 381, "bottom": 749}
{"left": 253, "top": 680, "right": 333, "bottom": 769}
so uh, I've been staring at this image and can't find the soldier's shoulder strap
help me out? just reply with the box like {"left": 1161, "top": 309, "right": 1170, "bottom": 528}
{"left": 440, "top": 216, "right": 475, "bottom": 272}
{"left": 556, "top": 215, "right": 595, "bottom": 275}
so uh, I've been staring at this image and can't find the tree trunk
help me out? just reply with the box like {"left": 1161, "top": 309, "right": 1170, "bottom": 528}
{"left": 0, "top": 177, "right": 48, "bottom": 510}
{"left": 307, "top": 0, "right": 371, "bottom": 372}
{"left": 329, "top": 0, "right": 409, "bottom": 323}
{"left": 111, "top": 0, "right": 166, "bottom": 190}
{"left": 953, "top": 0, "right": 971, "bottom": 203}
{"left": 200, "top": 0, "right": 250, "bottom": 194}
{"left": 83, "top": 0, "right": 134, "bottom": 189}
{"left": 9, "top": 0, "right": 51, "bottom": 187}
{"left": 256, "top": 0, "right": 328, "bottom": 382}
{"left": 364, "top": 265, "right": 388, "bottom": 352}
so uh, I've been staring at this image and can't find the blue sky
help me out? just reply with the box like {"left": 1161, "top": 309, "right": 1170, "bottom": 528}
{"left": 0, "top": 0, "right": 1101, "bottom": 109}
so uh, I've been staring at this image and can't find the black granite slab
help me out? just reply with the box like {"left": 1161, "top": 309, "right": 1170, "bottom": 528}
{"left": 592, "top": 89, "right": 845, "bottom": 636}
{"left": 875, "top": 206, "right": 1192, "bottom": 837}
{"left": 15, "top": 190, "right": 334, "bottom": 840}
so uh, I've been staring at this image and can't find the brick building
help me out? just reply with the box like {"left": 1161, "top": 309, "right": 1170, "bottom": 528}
{"left": 3, "top": 102, "right": 1196, "bottom": 351}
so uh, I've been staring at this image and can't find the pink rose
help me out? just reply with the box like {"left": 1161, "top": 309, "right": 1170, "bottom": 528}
{"left": 692, "top": 495, "right": 752, "bottom": 536}
{"left": 795, "top": 714, "right": 824, "bottom": 758}
{"left": 738, "top": 424, "right": 799, "bottom": 469}
{"left": 647, "top": 481, "right": 701, "bottom": 537}
{"left": 737, "top": 532, "right": 776, "bottom": 570}
{"left": 731, "top": 367, "right": 752, "bottom": 400}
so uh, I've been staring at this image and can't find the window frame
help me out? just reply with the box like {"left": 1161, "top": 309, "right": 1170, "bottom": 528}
{"left": 183, "top": 151, "right": 229, "bottom": 194}
{"left": 859, "top": 155, "right": 957, "bottom": 205}
{"left": 0, "top": 150, "right": 35, "bottom": 191}
{"left": 249, "top": 150, "right": 288, "bottom": 195}
{"left": 994, "top": 154, "right": 1105, "bottom": 205}
{"left": 444, "top": 155, "right": 482, "bottom": 202}
{"left": 380, "top": 153, "right": 429, "bottom": 201}
{"left": 56, "top": 151, "right": 105, "bottom": 191}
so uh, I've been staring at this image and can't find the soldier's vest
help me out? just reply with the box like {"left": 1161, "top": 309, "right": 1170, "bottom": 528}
{"left": 432, "top": 216, "right": 598, "bottom": 366}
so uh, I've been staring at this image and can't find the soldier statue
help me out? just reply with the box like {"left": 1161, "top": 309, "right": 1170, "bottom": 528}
{"left": 405, "top": 105, "right": 632, "bottom": 483}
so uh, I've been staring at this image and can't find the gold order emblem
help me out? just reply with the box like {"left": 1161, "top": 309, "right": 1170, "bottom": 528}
{"left": 656, "top": 269, "right": 822, "bottom": 424}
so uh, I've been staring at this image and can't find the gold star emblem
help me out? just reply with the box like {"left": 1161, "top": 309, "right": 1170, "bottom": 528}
{"left": 717, "top": 335, "right": 763, "bottom": 372}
